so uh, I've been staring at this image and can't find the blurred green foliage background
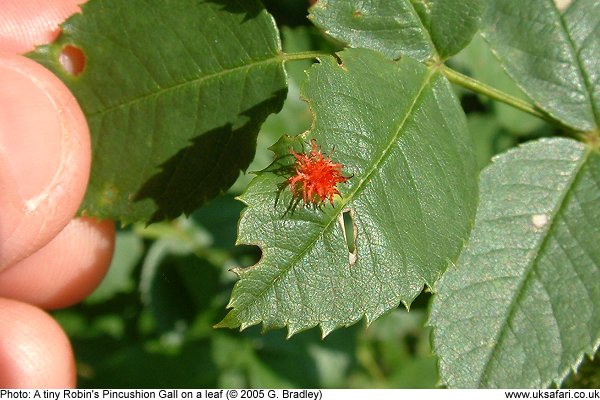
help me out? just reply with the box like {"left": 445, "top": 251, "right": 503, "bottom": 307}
{"left": 53, "top": 0, "right": 597, "bottom": 388}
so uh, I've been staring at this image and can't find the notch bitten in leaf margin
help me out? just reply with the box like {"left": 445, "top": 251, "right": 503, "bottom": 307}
{"left": 28, "top": 0, "right": 287, "bottom": 223}
{"left": 309, "top": 0, "right": 483, "bottom": 61}
{"left": 217, "top": 48, "right": 478, "bottom": 337}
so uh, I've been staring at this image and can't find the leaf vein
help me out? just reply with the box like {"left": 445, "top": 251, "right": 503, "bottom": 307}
{"left": 560, "top": 4, "right": 600, "bottom": 127}
{"left": 478, "top": 147, "right": 590, "bottom": 385}
{"left": 228, "top": 62, "right": 437, "bottom": 327}
{"left": 88, "top": 56, "right": 281, "bottom": 120}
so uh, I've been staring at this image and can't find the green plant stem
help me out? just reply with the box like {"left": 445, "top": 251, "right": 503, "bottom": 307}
{"left": 281, "top": 51, "right": 331, "bottom": 62}
{"left": 284, "top": 53, "right": 566, "bottom": 129}
{"left": 440, "top": 65, "right": 555, "bottom": 124}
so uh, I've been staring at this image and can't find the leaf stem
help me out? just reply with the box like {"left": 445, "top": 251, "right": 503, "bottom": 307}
{"left": 281, "top": 51, "right": 331, "bottom": 62}
{"left": 440, "top": 65, "right": 554, "bottom": 124}
{"left": 284, "top": 53, "right": 571, "bottom": 130}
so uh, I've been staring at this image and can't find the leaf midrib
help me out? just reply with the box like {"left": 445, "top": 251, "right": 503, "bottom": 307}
{"left": 408, "top": 0, "right": 439, "bottom": 61}
{"left": 478, "top": 145, "right": 590, "bottom": 387}
{"left": 486, "top": 0, "right": 598, "bottom": 130}
{"left": 560, "top": 2, "right": 600, "bottom": 128}
{"left": 87, "top": 55, "right": 283, "bottom": 119}
{"left": 231, "top": 63, "right": 438, "bottom": 325}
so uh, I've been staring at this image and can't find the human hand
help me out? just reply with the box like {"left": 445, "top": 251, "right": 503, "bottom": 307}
{"left": 0, "top": 0, "right": 115, "bottom": 387}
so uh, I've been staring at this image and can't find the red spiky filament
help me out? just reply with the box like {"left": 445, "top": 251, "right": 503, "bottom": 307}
{"left": 288, "top": 139, "right": 349, "bottom": 206}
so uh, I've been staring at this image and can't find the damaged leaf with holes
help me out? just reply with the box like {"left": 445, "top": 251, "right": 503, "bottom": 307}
{"left": 28, "top": 0, "right": 287, "bottom": 223}
{"left": 216, "top": 48, "right": 478, "bottom": 336}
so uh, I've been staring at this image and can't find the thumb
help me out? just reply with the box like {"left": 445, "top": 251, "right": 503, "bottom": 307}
{"left": 0, "top": 53, "right": 90, "bottom": 271}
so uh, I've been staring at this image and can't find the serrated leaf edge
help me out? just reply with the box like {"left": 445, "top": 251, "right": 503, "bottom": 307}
{"left": 218, "top": 55, "right": 442, "bottom": 337}
{"left": 428, "top": 139, "right": 598, "bottom": 388}
{"left": 307, "top": 0, "right": 440, "bottom": 62}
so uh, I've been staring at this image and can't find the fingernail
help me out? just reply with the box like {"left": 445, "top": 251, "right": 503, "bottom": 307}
{"left": 0, "top": 55, "right": 62, "bottom": 203}
{"left": 0, "top": 53, "right": 90, "bottom": 271}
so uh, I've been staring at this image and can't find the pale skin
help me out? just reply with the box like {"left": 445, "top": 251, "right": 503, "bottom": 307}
{"left": 0, "top": 0, "right": 115, "bottom": 387}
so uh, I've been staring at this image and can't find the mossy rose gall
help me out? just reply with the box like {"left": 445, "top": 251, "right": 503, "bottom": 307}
{"left": 287, "top": 139, "right": 350, "bottom": 207}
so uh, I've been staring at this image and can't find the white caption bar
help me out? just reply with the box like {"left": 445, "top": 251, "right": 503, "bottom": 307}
{"left": 0, "top": 389, "right": 599, "bottom": 400}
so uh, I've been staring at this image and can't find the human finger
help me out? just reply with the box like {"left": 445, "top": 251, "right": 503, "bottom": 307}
{"left": 0, "top": 298, "right": 76, "bottom": 388}
{"left": 0, "top": 218, "right": 115, "bottom": 309}
{"left": 0, "top": 52, "right": 91, "bottom": 271}
{"left": 0, "top": 0, "right": 83, "bottom": 54}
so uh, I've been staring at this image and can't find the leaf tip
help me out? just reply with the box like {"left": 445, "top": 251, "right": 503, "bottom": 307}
{"left": 319, "top": 321, "right": 339, "bottom": 339}
{"left": 228, "top": 266, "right": 244, "bottom": 278}
{"left": 213, "top": 315, "right": 235, "bottom": 330}
{"left": 239, "top": 321, "right": 255, "bottom": 332}
{"left": 286, "top": 325, "right": 299, "bottom": 339}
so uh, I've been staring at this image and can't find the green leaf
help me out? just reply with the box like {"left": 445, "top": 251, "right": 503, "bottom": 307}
{"left": 309, "top": 0, "right": 435, "bottom": 61}
{"left": 451, "top": 35, "right": 546, "bottom": 136}
{"left": 429, "top": 138, "right": 600, "bottom": 388}
{"left": 217, "top": 48, "right": 478, "bottom": 337}
{"left": 309, "top": 0, "right": 482, "bottom": 61}
{"left": 28, "top": 0, "right": 287, "bottom": 223}
{"left": 481, "top": 0, "right": 600, "bottom": 132}
{"left": 428, "top": 0, "right": 484, "bottom": 59}
{"left": 229, "top": 26, "right": 321, "bottom": 194}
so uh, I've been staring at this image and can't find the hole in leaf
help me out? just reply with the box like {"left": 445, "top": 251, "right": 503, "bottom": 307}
{"left": 59, "top": 45, "right": 86, "bottom": 76}
{"left": 338, "top": 208, "right": 357, "bottom": 266}
{"left": 332, "top": 53, "right": 346, "bottom": 69}
{"left": 342, "top": 210, "right": 355, "bottom": 253}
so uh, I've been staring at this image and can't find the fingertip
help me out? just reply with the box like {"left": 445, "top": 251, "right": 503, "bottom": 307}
{"left": 0, "top": 0, "right": 83, "bottom": 54}
{"left": 0, "top": 298, "right": 76, "bottom": 388}
{"left": 0, "top": 218, "right": 116, "bottom": 310}
{"left": 0, "top": 53, "right": 91, "bottom": 271}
